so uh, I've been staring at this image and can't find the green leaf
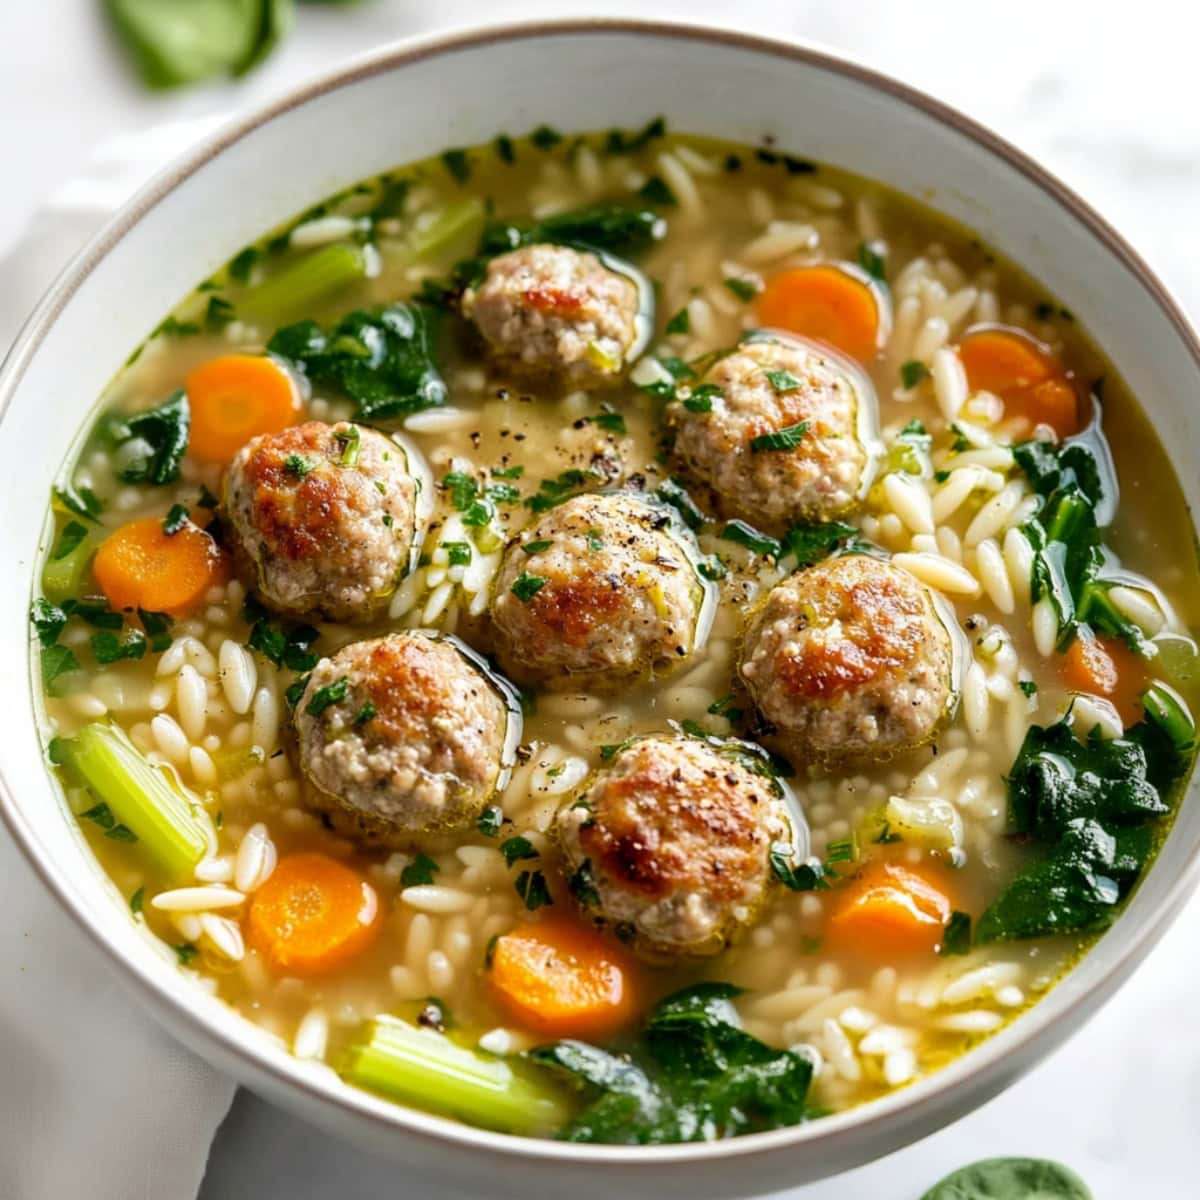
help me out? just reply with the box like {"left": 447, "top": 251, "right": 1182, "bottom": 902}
{"left": 31, "top": 599, "right": 68, "bottom": 647}
{"left": 637, "top": 176, "right": 676, "bottom": 207}
{"left": 54, "top": 483, "right": 104, "bottom": 524}
{"left": 511, "top": 573, "right": 547, "bottom": 603}
{"left": 400, "top": 853, "right": 440, "bottom": 888}
{"left": 603, "top": 117, "right": 667, "bottom": 155}
{"left": 665, "top": 307, "right": 690, "bottom": 335}
{"left": 900, "top": 359, "right": 930, "bottom": 388}
{"left": 91, "top": 629, "right": 148, "bottom": 665}
{"left": 920, "top": 1156, "right": 1093, "bottom": 1199}
{"left": 724, "top": 277, "right": 757, "bottom": 302}
{"left": 568, "top": 859, "right": 601, "bottom": 907}
{"left": 268, "top": 303, "right": 446, "bottom": 422}
{"left": 939, "top": 911, "right": 972, "bottom": 956}
{"left": 162, "top": 503, "right": 190, "bottom": 535}
{"left": 105, "top": 0, "right": 290, "bottom": 90}
{"left": 111, "top": 390, "right": 190, "bottom": 485}
{"left": 530, "top": 125, "right": 563, "bottom": 150}
{"left": 305, "top": 675, "right": 349, "bottom": 717}
{"left": 750, "top": 420, "right": 808, "bottom": 453}
{"left": 857, "top": 241, "right": 887, "bottom": 283}
{"left": 719, "top": 520, "right": 782, "bottom": 559}
{"left": 763, "top": 369, "right": 803, "bottom": 394}
{"left": 41, "top": 645, "right": 81, "bottom": 695}
{"left": 351, "top": 702, "right": 376, "bottom": 726}
{"left": 654, "top": 478, "right": 707, "bottom": 531}
{"left": 51, "top": 521, "right": 90, "bottom": 562}
{"left": 587, "top": 407, "right": 626, "bottom": 435}
{"left": 477, "top": 805, "right": 503, "bottom": 838}
{"left": 515, "top": 869, "right": 553, "bottom": 910}
{"left": 500, "top": 835, "right": 539, "bottom": 867}
{"left": 130, "top": 886, "right": 145, "bottom": 915}
{"left": 521, "top": 539, "right": 553, "bottom": 556}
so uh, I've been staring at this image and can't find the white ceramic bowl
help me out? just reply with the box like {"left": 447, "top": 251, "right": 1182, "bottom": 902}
{"left": 3, "top": 19, "right": 1199, "bottom": 1197}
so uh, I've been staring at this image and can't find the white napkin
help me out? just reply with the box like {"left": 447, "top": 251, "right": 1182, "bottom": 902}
{"left": 0, "top": 116, "right": 236, "bottom": 1200}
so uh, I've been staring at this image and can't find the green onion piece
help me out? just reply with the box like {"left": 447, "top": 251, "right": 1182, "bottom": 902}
{"left": 405, "top": 196, "right": 487, "bottom": 261}
{"left": 340, "top": 1016, "right": 568, "bottom": 1135}
{"left": 239, "top": 243, "right": 367, "bottom": 325}
{"left": 55, "top": 723, "right": 209, "bottom": 878}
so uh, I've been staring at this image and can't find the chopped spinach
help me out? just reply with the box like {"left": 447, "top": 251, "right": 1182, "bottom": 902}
{"left": 568, "top": 859, "right": 601, "bottom": 908}
{"left": 31, "top": 599, "right": 68, "bottom": 647}
{"left": 54, "top": 482, "right": 104, "bottom": 523}
{"left": 40, "top": 644, "right": 80, "bottom": 695}
{"left": 604, "top": 117, "right": 666, "bottom": 155}
{"left": 268, "top": 303, "right": 446, "bottom": 422}
{"left": 719, "top": 520, "right": 782, "bottom": 560}
{"left": 530, "top": 125, "right": 563, "bottom": 151}
{"left": 52, "top": 520, "right": 90, "bottom": 560}
{"left": 637, "top": 176, "right": 676, "bottom": 207}
{"left": 857, "top": 242, "right": 887, "bottom": 284}
{"left": 500, "top": 835, "right": 539, "bottom": 866}
{"left": 784, "top": 520, "right": 876, "bottom": 568}
{"left": 528, "top": 982, "right": 815, "bottom": 1143}
{"left": 939, "top": 911, "right": 972, "bottom": 956}
{"left": 525, "top": 468, "right": 601, "bottom": 514}
{"left": 900, "top": 360, "right": 930, "bottom": 388}
{"left": 162, "top": 503, "right": 190, "bottom": 535}
{"left": 110, "top": 390, "right": 190, "bottom": 485}
{"left": 977, "top": 713, "right": 1190, "bottom": 943}
{"left": 243, "top": 596, "right": 319, "bottom": 672}
{"left": 665, "top": 307, "right": 690, "bottom": 336}
{"left": 654, "top": 478, "right": 707, "bottom": 531}
{"left": 91, "top": 629, "right": 147, "bottom": 664}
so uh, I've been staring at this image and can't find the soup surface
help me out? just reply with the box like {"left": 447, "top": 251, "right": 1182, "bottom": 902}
{"left": 33, "top": 123, "right": 1200, "bottom": 1142}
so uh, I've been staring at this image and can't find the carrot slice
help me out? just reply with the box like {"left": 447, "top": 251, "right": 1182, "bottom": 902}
{"left": 826, "top": 860, "right": 955, "bottom": 958}
{"left": 488, "top": 914, "right": 640, "bottom": 1040}
{"left": 1060, "top": 634, "right": 1147, "bottom": 726}
{"left": 246, "top": 853, "right": 381, "bottom": 977}
{"left": 756, "top": 264, "right": 881, "bottom": 361}
{"left": 959, "top": 327, "right": 1080, "bottom": 438}
{"left": 185, "top": 354, "right": 300, "bottom": 464}
{"left": 93, "top": 516, "right": 228, "bottom": 616}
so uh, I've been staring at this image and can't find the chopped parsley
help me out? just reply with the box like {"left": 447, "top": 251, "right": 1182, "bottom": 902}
{"left": 525, "top": 468, "right": 599, "bottom": 513}
{"left": 637, "top": 175, "right": 677, "bottom": 207}
{"left": 568, "top": 859, "right": 601, "bottom": 908}
{"left": 521, "top": 539, "right": 553, "bottom": 556}
{"left": 40, "top": 645, "right": 80, "bottom": 695}
{"left": 603, "top": 117, "right": 666, "bottom": 155}
{"left": 665, "top": 307, "right": 690, "bottom": 335}
{"left": 515, "top": 868, "right": 553, "bottom": 911}
{"left": 91, "top": 629, "right": 147, "bottom": 665}
{"left": 1018, "top": 679, "right": 1039, "bottom": 698}
{"left": 51, "top": 520, "right": 89, "bottom": 561}
{"left": 530, "top": 125, "right": 563, "bottom": 150}
{"left": 511, "top": 573, "right": 547, "bottom": 603}
{"left": 305, "top": 675, "right": 349, "bottom": 716}
{"left": 939, "top": 911, "right": 972, "bottom": 956}
{"left": 162, "top": 503, "right": 190, "bottom": 535}
{"left": 492, "top": 464, "right": 524, "bottom": 479}
{"left": 750, "top": 420, "right": 808, "bottom": 453}
{"left": 500, "top": 835, "right": 539, "bottom": 866}
{"left": 352, "top": 702, "right": 377, "bottom": 726}
{"left": 724, "top": 276, "right": 758, "bottom": 302}
{"left": 130, "top": 886, "right": 144, "bottom": 915}
{"left": 682, "top": 382, "right": 722, "bottom": 413}
{"left": 494, "top": 134, "right": 515, "bottom": 164}
{"left": 400, "top": 853, "right": 440, "bottom": 887}
{"left": 441, "top": 148, "right": 471, "bottom": 182}
{"left": 444, "top": 541, "right": 472, "bottom": 567}
{"left": 110, "top": 390, "right": 191, "bottom": 485}
{"left": 585, "top": 528, "right": 605, "bottom": 552}
{"left": 857, "top": 241, "right": 887, "bottom": 283}
{"left": 477, "top": 805, "right": 503, "bottom": 838}
{"left": 763, "top": 369, "right": 803, "bottom": 393}
{"left": 707, "top": 695, "right": 745, "bottom": 723}
{"left": 654, "top": 478, "right": 706, "bottom": 530}
{"left": 173, "top": 944, "right": 199, "bottom": 966}
{"left": 587, "top": 406, "right": 627, "bottom": 435}
{"left": 900, "top": 359, "right": 930, "bottom": 388}
{"left": 31, "top": 598, "right": 67, "bottom": 647}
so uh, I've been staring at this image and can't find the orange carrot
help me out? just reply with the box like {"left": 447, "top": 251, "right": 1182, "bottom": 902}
{"left": 488, "top": 914, "right": 640, "bottom": 1040}
{"left": 246, "top": 853, "right": 381, "bottom": 977}
{"left": 93, "top": 516, "right": 228, "bottom": 616}
{"left": 826, "top": 860, "right": 955, "bottom": 958}
{"left": 756, "top": 264, "right": 882, "bottom": 362}
{"left": 185, "top": 354, "right": 300, "bottom": 464}
{"left": 959, "top": 327, "right": 1080, "bottom": 438}
{"left": 1060, "top": 634, "right": 1147, "bottom": 726}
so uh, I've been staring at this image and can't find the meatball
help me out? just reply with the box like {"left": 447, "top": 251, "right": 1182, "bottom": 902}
{"left": 554, "top": 735, "right": 800, "bottom": 961}
{"left": 223, "top": 420, "right": 427, "bottom": 622}
{"left": 668, "top": 333, "right": 878, "bottom": 531}
{"left": 739, "top": 554, "right": 956, "bottom": 764}
{"left": 462, "top": 244, "right": 646, "bottom": 386}
{"left": 490, "top": 492, "right": 713, "bottom": 686}
{"left": 295, "top": 633, "right": 518, "bottom": 845}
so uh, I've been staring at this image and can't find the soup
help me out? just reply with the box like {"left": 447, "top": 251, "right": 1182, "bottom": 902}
{"left": 33, "top": 122, "right": 1199, "bottom": 1142}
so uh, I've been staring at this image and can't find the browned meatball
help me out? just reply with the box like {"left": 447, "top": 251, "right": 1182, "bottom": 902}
{"left": 489, "top": 492, "right": 713, "bottom": 687}
{"left": 668, "top": 334, "right": 878, "bottom": 531}
{"left": 554, "top": 735, "right": 800, "bottom": 961}
{"left": 739, "top": 554, "right": 956, "bottom": 764}
{"left": 223, "top": 421, "right": 426, "bottom": 622}
{"left": 462, "top": 244, "right": 646, "bottom": 385}
{"left": 295, "top": 633, "right": 519, "bottom": 845}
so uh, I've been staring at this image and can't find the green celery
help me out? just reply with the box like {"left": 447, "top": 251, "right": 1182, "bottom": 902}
{"left": 406, "top": 197, "right": 487, "bottom": 261}
{"left": 340, "top": 1016, "right": 567, "bottom": 1135}
{"left": 42, "top": 532, "right": 95, "bottom": 602}
{"left": 239, "top": 243, "right": 367, "bottom": 324}
{"left": 57, "top": 723, "right": 209, "bottom": 878}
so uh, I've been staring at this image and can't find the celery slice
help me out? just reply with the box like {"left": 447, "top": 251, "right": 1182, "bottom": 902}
{"left": 405, "top": 197, "right": 486, "bottom": 262}
{"left": 42, "top": 532, "right": 95, "bottom": 603}
{"left": 341, "top": 1016, "right": 567, "bottom": 1135}
{"left": 58, "top": 723, "right": 209, "bottom": 878}
{"left": 239, "top": 243, "right": 367, "bottom": 325}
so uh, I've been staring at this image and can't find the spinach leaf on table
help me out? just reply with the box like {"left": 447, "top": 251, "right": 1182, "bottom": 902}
{"left": 527, "top": 982, "right": 816, "bottom": 1143}
{"left": 921, "top": 1155, "right": 1092, "bottom": 1199}
{"left": 268, "top": 303, "right": 446, "bottom": 421}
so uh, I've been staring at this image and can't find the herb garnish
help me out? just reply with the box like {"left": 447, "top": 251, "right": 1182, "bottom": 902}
{"left": 511, "top": 573, "right": 547, "bottom": 603}
{"left": 750, "top": 420, "right": 808, "bottom": 453}
{"left": 305, "top": 676, "right": 349, "bottom": 717}
{"left": 401, "top": 853, "right": 440, "bottom": 887}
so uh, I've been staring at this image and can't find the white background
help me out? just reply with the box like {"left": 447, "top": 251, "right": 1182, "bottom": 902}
{"left": 2, "top": 2, "right": 1199, "bottom": 1196}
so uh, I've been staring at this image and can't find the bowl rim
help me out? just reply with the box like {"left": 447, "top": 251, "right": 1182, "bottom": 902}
{"left": 4, "top": 13, "right": 1200, "bottom": 1170}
